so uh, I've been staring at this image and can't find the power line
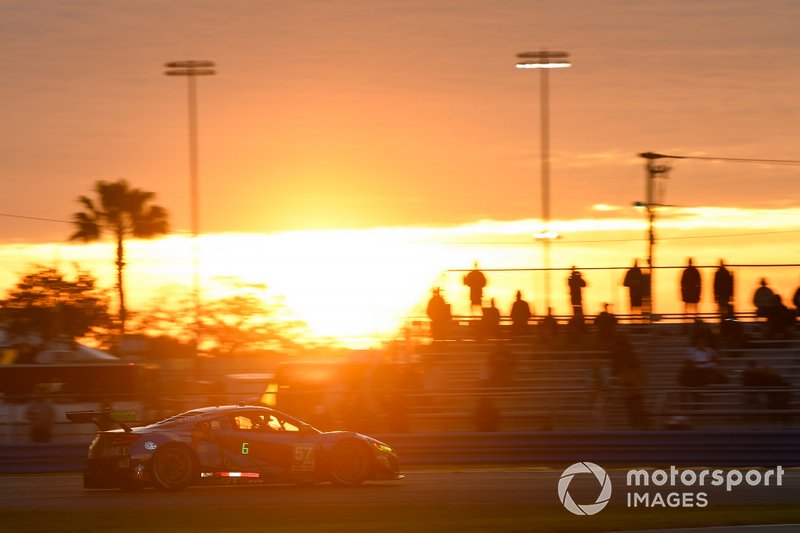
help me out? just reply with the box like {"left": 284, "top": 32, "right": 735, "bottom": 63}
{"left": 642, "top": 152, "right": 800, "bottom": 166}
{"left": 0, "top": 212, "right": 191, "bottom": 234}
{"left": 0, "top": 212, "right": 76, "bottom": 225}
{"left": 682, "top": 155, "right": 800, "bottom": 165}
{"left": 555, "top": 227, "right": 800, "bottom": 245}
{"left": 427, "top": 227, "right": 800, "bottom": 246}
{"left": 3, "top": 211, "right": 799, "bottom": 246}
{"left": 447, "top": 263, "right": 800, "bottom": 273}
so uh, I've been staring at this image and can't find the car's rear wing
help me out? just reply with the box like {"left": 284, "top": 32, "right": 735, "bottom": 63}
{"left": 66, "top": 409, "right": 137, "bottom": 433}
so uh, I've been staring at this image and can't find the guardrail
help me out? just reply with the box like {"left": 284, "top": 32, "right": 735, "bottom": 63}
{"left": 1, "top": 430, "right": 797, "bottom": 474}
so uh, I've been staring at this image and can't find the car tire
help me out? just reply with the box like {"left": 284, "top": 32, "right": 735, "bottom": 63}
{"left": 150, "top": 444, "right": 196, "bottom": 491}
{"left": 328, "top": 440, "right": 372, "bottom": 486}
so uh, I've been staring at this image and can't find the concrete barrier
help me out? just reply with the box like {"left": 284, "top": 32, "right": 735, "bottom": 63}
{"left": 385, "top": 430, "right": 800, "bottom": 467}
{"left": 0, "top": 442, "right": 88, "bottom": 473}
{"left": 1, "top": 430, "right": 797, "bottom": 474}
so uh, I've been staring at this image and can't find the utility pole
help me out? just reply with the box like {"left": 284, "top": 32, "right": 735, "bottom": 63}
{"left": 633, "top": 150, "right": 800, "bottom": 317}
{"left": 637, "top": 152, "right": 673, "bottom": 316}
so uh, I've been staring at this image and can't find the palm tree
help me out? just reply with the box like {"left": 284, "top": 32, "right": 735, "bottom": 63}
{"left": 70, "top": 180, "right": 169, "bottom": 335}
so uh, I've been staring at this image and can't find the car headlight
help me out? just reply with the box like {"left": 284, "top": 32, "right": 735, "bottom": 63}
{"left": 372, "top": 442, "right": 393, "bottom": 454}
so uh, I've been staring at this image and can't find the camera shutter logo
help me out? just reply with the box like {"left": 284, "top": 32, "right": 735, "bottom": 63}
{"left": 558, "top": 462, "right": 612, "bottom": 516}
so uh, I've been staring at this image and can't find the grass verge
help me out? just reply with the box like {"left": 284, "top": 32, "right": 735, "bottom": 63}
{"left": 3, "top": 503, "right": 799, "bottom": 532}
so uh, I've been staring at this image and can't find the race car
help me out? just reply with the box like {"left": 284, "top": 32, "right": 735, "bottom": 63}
{"left": 67, "top": 405, "right": 402, "bottom": 491}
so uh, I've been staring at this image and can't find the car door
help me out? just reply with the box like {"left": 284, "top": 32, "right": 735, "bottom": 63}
{"left": 212, "top": 411, "right": 287, "bottom": 479}
{"left": 204, "top": 410, "right": 318, "bottom": 481}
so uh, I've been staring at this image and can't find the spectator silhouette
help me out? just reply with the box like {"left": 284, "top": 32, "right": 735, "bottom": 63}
{"left": 566, "top": 309, "right": 587, "bottom": 346}
{"left": 753, "top": 278, "right": 776, "bottom": 318}
{"left": 608, "top": 331, "right": 636, "bottom": 377}
{"left": 623, "top": 260, "right": 645, "bottom": 314}
{"left": 678, "top": 358, "right": 706, "bottom": 411}
{"left": 687, "top": 334, "right": 726, "bottom": 385}
{"left": 713, "top": 260, "right": 734, "bottom": 315}
{"left": 680, "top": 333, "right": 726, "bottom": 411}
{"left": 509, "top": 290, "right": 532, "bottom": 337}
{"left": 689, "top": 317, "right": 718, "bottom": 351}
{"left": 567, "top": 267, "right": 587, "bottom": 316}
{"left": 463, "top": 261, "right": 487, "bottom": 314}
{"left": 609, "top": 332, "right": 648, "bottom": 429}
{"left": 720, "top": 310, "right": 748, "bottom": 351}
{"left": 739, "top": 360, "right": 790, "bottom": 422}
{"left": 540, "top": 307, "right": 558, "bottom": 345}
{"left": 793, "top": 280, "right": 800, "bottom": 316}
{"left": 620, "top": 366, "right": 648, "bottom": 430}
{"left": 426, "top": 287, "right": 451, "bottom": 340}
{"left": 680, "top": 258, "right": 702, "bottom": 315}
{"left": 765, "top": 294, "right": 795, "bottom": 339}
{"left": 678, "top": 359, "right": 707, "bottom": 389}
{"left": 594, "top": 303, "right": 617, "bottom": 347}
{"left": 588, "top": 357, "right": 611, "bottom": 392}
{"left": 481, "top": 298, "right": 501, "bottom": 339}
{"left": 486, "top": 341, "right": 516, "bottom": 387}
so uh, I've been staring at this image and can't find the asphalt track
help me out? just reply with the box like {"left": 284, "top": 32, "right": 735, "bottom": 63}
{"left": 1, "top": 467, "right": 798, "bottom": 531}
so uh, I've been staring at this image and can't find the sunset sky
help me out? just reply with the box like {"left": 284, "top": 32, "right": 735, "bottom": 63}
{"left": 1, "top": 1, "right": 799, "bottom": 343}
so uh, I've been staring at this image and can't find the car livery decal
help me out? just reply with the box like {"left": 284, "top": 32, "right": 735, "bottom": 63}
{"left": 292, "top": 443, "right": 316, "bottom": 472}
{"left": 211, "top": 472, "right": 260, "bottom": 478}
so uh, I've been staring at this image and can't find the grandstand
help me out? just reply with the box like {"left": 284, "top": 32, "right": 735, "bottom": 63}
{"left": 0, "top": 311, "right": 796, "bottom": 443}
{"left": 404, "top": 314, "right": 800, "bottom": 432}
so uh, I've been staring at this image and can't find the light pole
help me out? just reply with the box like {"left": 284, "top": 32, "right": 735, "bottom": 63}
{"left": 164, "top": 60, "right": 216, "bottom": 357}
{"left": 515, "top": 50, "right": 571, "bottom": 311}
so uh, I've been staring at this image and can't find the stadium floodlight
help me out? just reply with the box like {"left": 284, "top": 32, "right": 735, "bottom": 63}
{"left": 164, "top": 60, "right": 216, "bottom": 360}
{"left": 515, "top": 50, "right": 571, "bottom": 309}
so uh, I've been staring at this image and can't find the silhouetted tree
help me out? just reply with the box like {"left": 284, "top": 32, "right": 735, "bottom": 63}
{"left": 0, "top": 265, "right": 111, "bottom": 343}
{"left": 128, "top": 283, "right": 308, "bottom": 357}
{"left": 201, "top": 293, "right": 307, "bottom": 356}
{"left": 127, "top": 288, "right": 196, "bottom": 343}
{"left": 69, "top": 180, "right": 169, "bottom": 335}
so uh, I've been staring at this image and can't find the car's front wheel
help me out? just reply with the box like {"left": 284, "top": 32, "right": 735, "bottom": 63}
{"left": 328, "top": 440, "right": 372, "bottom": 486}
{"left": 150, "top": 444, "right": 196, "bottom": 491}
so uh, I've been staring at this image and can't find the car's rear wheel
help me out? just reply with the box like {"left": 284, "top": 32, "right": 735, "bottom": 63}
{"left": 151, "top": 444, "right": 196, "bottom": 491}
{"left": 328, "top": 440, "right": 372, "bottom": 486}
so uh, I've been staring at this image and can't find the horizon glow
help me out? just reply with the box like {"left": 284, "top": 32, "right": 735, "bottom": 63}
{"left": 1, "top": 208, "right": 799, "bottom": 347}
